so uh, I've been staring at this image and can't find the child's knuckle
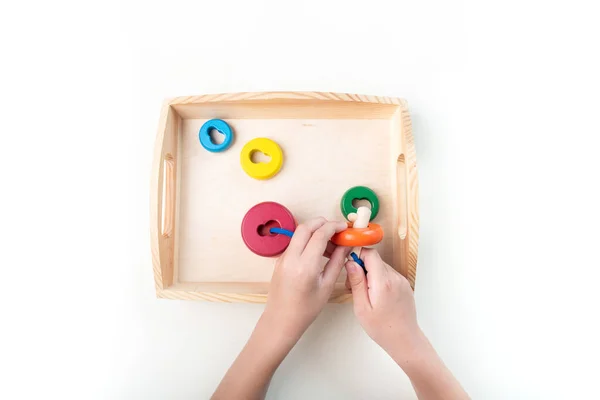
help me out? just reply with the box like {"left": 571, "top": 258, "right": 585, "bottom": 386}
{"left": 312, "top": 230, "right": 326, "bottom": 241}
{"left": 383, "top": 278, "right": 394, "bottom": 292}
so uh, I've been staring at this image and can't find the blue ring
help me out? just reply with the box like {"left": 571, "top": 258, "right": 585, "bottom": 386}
{"left": 199, "top": 119, "right": 233, "bottom": 152}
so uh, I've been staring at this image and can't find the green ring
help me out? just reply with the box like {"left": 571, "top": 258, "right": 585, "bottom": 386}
{"left": 340, "top": 186, "right": 379, "bottom": 221}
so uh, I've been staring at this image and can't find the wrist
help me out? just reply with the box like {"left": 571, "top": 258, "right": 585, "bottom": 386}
{"left": 254, "top": 311, "right": 304, "bottom": 354}
{"left": 391, "top": 331, "right": 446, "bottom": 380}
{"left": 235, "top": 314, "right": 295, "bottom": 376}
{"left": 386, "top": 328, "right": 433, "bottom": 370}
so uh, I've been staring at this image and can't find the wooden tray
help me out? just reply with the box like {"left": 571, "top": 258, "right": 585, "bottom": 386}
{"left": 150, "top": 92, "right": 419, "bottom": 302}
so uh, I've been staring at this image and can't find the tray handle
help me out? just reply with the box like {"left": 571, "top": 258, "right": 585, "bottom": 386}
{"left": 396, "top": 154, "right": 408, "bottom": 241}
{"left": 160, "top": 154, "right": 176, "bottom": 238}
{"left": 150, "top": 104, "right": 179, "bottom": 290}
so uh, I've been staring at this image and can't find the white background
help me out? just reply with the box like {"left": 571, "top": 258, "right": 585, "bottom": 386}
{"left": 1, "top": 0, "right": 599, "bottom": 398}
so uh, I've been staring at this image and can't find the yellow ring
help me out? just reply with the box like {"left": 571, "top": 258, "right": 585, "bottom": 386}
{"left": 240, "top": 138, "right": 284, "bottom": 180}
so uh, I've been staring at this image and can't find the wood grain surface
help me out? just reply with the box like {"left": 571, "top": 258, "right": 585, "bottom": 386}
{"left": 150, "top": 92, "right": 419, "bottom": 302}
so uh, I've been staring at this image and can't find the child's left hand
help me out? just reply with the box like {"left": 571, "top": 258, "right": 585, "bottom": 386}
{"left": 260, "top": 217, "right": 351, "bottom": 343}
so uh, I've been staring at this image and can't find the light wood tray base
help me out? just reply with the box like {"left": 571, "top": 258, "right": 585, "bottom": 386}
{"left": 150, "top": 92, "right": 419, "bottom": 302}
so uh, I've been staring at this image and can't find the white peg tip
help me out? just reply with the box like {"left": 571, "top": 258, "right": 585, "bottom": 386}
{"left": 353, "top": 206, "right": 371, "bottom": 228}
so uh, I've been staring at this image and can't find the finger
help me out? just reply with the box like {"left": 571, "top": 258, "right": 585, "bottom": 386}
{"left": 345, "top": 274, "right": 351, "bottom": 290}
{"left": 303, "top": 220, "right": 348, "bottom": 265}
{"left": 359, "top": 248, "right": 386, "bottom": 281}
{"left": 322, "top": 241, "right": 336, "bottom": 258}
{"left": 287, "top": 217, "right": 327, "bottom": 254}
{"left": 345, "top": 261, "right": 371, "bottom": 310}
{"left": 322, "top": 245, "right": 352, "bottom": 287}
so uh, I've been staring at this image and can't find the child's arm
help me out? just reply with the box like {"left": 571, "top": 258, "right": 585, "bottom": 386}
{"left": 212, "top": 218, "right": 351, "bottom": 400}
{"left": 345, "top": 249, "right": 470, "bottom": 400}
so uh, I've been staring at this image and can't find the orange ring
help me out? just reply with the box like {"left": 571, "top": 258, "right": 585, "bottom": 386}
{"left": 331, "top": 223, "right": 384, "bottom": 247}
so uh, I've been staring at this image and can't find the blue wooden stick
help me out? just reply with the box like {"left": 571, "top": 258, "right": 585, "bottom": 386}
{"left": 269, "top": 227, "right": 367, "bottom": 273}
{"left": 350, "top": 252, "right": 367, "bottom": 275}
{"left": 269, "top": 227, "right": 295, "bottom": 238}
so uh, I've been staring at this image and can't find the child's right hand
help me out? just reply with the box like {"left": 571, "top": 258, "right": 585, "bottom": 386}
{"left": 346, "top": 249, "right": 471, "bottom": 398}
{"left": 345, "top": 249, "right": 425, "bottom": 360}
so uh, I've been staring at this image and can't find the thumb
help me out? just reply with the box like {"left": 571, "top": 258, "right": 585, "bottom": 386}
{"left": 345, "top": 261, "right": 371, "bottom": 310}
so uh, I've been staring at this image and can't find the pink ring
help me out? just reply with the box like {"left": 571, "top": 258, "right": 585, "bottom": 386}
{"left": 241, "top": 202, "right": 295, "bottom": 257}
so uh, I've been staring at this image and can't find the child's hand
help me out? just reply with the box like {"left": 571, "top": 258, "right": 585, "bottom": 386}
{"left": 345, "top": 248, "right": 424, "bottom": 358}
{"left": 213, "top": 219, "right": 350, "bottom": 399}
{"left": 261, "top": 217, "right": 350, "bottom": 343}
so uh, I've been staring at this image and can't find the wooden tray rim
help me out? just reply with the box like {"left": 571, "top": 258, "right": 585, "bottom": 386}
{"left": 150, "top": 91, "right": 419, "bottom": 303}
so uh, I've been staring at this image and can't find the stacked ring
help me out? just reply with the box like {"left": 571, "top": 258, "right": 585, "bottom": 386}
{"left": 340, "top": 186, "right": 380, "bottom": 221}
{"left": 330, "top": 222, "right": 384, "bottom": 247}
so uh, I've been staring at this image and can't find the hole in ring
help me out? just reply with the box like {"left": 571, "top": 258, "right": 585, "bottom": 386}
{"left": 257, "top": 220, "right": 281, "bottom": 236}
{"left": 250, "top": 150, "right": 271, "bottom": 164}
{"left": 209, "top": 128, "right": 226, "bottom": 145}
{"left": 352, "top": 199, "right": 372, "bottom": 209}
